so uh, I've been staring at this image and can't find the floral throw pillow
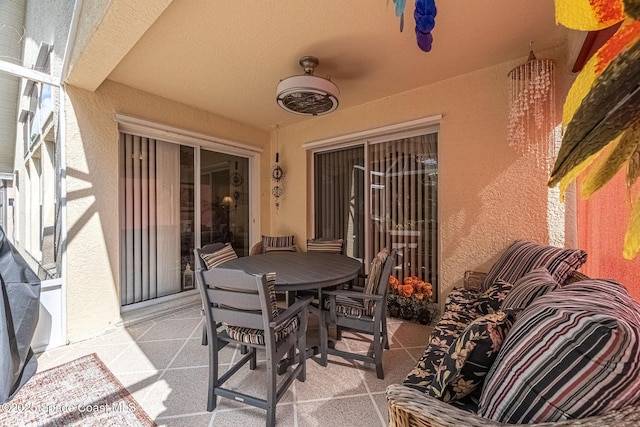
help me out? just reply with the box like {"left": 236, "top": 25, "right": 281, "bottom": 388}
{"left": 471, "top": 280, "right": 513, "bottom": 315}
{"left": 444, "top": 287, "right": 480, "bottom": 312}
{"left": 403, "top": 293, "right": 480, "bottom": 393}
{"left": 427, "top": 310, "right": 516, "bottom": 403}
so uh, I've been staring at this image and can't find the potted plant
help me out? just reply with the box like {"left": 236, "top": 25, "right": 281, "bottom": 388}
{"left": 388, "top": 275, "right": 434, "bottom": 323}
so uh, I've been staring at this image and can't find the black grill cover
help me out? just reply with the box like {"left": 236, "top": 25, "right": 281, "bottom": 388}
{"left": 0, "top": 226, "right": 41, "bottom": 403}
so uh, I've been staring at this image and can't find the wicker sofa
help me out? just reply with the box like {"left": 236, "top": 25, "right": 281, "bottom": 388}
{"left": 386, "top": 241, "right": 640, "bottom": 427}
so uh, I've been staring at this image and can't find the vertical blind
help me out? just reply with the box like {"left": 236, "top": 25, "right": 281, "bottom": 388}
{"left": 314, "top": 133, "right": 438, "bottom": 295}
{"left": 119, "top": 132, "right": 181, "bottom": 306}
{"left": 314, "top": 146, "right": 365, "bottom": 259}
{"left": 369, "top": 134, "right": 438, "bottom": 289}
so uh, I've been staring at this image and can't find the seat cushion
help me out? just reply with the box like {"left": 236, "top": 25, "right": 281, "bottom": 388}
{"left": 201, "top": 243, "right": 237, "bottom": 269}
{"left": 501, "top": 267, "right": 559, "bottom": 311}
{"left": 307, "top": 238, "right": 344, "bottom": 253}
{"left": 427, "top": 310, "right": 516, "bottom": 403}
{"left": 226, "top": 308, "right": 300, "bottom": 345}
{"left": 264, "top": 245, "right": 297, "bottom": 253}
{"left": 324, "top": 294, "right": 369, "bottom": 317}
{"left": 478, "top": 279, "right": 640, "bottom": 424}
{"left": 261, "top": 235, "right": 295, "bottom": 253}
{"left": 481, "top": 240, "right": 587, "bottom": 291}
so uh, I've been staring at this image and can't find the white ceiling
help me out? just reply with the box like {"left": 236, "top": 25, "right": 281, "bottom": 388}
{"left": 80, "top": 0, "right": 573, "bottom": 132}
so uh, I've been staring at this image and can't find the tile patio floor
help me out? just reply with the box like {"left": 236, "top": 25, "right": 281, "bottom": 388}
{"left": 36, "top": 302, "right": 431, "bottom": 426}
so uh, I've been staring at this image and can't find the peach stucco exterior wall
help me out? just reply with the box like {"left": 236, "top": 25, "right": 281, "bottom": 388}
{"left": 64, "top": 80, "right": 269, "bottom": 342}
{"left": 268, "top": 45, "right": 578, "bottom": 308}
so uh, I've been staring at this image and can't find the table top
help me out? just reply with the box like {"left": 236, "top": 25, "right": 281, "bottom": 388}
{"left": 216, "top": 251, "right": 363, "bottom": 291}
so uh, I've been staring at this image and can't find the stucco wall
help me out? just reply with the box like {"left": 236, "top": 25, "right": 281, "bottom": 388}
{"left": 64, "top": 79, "right": 268, "bottom": 342}
{"left": 269, "top": 45, "right": 578, "bottom": 308}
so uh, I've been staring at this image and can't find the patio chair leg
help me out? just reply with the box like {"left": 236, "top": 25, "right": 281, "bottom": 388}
{"left": 207, "top": 333, "right": 219, "bottom": 411}
{"left": 319, "top": 313, "right": 328, "bottom": 367}
{"left": 374, "top": 327, "right": 384, "bottom": 379}
{"left": 266, "top": 362, "right": 276, "bottom": 427}
{"left": 201, "top": 324, "right": 208, "bottom": 346}
{"left": 383, "top": 316, "right": 389, "bottom": 350}
{"left": 250, "top": 348, "right": 257, "bottom": 370}
{"left": 298, "top": 332, "right": 307, "bottom": 381}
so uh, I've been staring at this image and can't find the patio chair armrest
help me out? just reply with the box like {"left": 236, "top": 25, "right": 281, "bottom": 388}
{"left": 270, "top": 295, "right": 312, "bottom": 328}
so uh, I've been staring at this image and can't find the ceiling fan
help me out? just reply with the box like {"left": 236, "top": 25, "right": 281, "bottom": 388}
{"left": 276, "top": 56, "right": 340, "bottom": 116}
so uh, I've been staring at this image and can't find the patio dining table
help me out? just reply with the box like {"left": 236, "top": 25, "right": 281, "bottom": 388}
{"left": 215, "top": 251, "right": 363, "bottom": 371}
{"left": 215, "top": 251, "right": 363, "bottom": 297}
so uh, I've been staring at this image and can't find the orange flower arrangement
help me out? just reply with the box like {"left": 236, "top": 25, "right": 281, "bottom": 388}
{"left": 388, "top": 275, "right": 434, "bottom": 323}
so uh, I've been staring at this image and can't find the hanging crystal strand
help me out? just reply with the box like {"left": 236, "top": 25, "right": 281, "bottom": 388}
{"left": 507, "top": 46, "right": 555, "bottom": 171}
{"left": 546, "top": 60, "right": 557, "bottom": 173}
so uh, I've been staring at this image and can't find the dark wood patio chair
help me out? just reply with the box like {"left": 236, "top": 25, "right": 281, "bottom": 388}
{"left": 195, "top": 243, "right": 234, "bottom": 345}
{"left": 194, "top": 256, "right": 312, "bottom": 427}
{"left": 319, "top": 248, "right": 397, "bottom": 379}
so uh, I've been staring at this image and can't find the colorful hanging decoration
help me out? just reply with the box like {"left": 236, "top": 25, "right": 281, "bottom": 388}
{"left": 507, "top": 45, "right": 557, "bottom": 170}
{"left": 414, "top": 0, "right": 437, "bottom": 52}
{"left": 393, "top": 0, "right": 406, "bottom": 32}
{"left": 387, "top": 0, "right": 436, "bottom": 51}
{"left": 548, "top": 0, "right": 640, "bottom": 259}
{"left": 271, "top": 125, "right": 285, "bottom": 210}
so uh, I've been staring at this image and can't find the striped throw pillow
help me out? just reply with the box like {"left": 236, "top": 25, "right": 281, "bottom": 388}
{"left": 261, "top": 235, "right": 295, "bottom": 253}
{"left": 478, "top": 279, "right": 640, "bottom": 424}
{"left": 201, "top": 243, "right": 237, "bottom": 270}
{"left": 501, "top": 267, "right": 559, "bottom": 310}
{"left": 481, "top": 240, "right": 587, "bottom": 291}
{"left": 364, "top": 248, "right": 389, "bottom": 312}
{"left": 306, "top": 238, "right": 344, "bottom": 254}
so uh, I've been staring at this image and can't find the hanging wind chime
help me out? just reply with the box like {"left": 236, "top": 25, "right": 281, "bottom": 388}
{"left": 391, "top": 0, "right": 437, "bottom": 52}
{"left": 230, "top": 161, "right": 242, "bottom": 208}
{"left": 271, "top": 125, "right": 285, "bottom": 210}
{"left": 507, "top": 44, "right": 556, "bottom": 170}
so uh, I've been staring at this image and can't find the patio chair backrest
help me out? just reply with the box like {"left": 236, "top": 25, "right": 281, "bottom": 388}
{"left": 194, "top": 242, "right": 227, "bottom": 270}
{"left": 197, "top": 266, "right": 277, "bottom": 330}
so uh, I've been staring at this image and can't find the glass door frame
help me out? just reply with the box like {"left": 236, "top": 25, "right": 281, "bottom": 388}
{"left": 304, "top": 115, "right": 441, "bottom": 279}
{"left": 116, "top": 114, "right": 262, "bottom": 298}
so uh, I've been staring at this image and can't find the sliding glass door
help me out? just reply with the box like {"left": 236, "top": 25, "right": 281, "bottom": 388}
{"left": 314, "top": 132, "right": 438, "bottom": 297}
{"left": 200, "top": 150, "right": 250, "bottom": 257}
{"left": 119, "top": 134, "right": 251, "bottom": 306}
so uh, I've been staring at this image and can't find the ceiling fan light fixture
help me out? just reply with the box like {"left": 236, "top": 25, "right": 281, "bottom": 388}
{"left": 276, "top": 56, "right": 340, "bottom": 116}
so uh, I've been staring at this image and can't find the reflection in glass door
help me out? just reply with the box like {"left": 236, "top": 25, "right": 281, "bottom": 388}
{"left": 200, "top": 150, "right": 250, "bottom": 257}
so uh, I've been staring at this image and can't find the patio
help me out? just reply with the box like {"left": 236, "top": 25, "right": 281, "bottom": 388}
{"left": 35, "top": 303, "right": 431, "bottom": 426}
